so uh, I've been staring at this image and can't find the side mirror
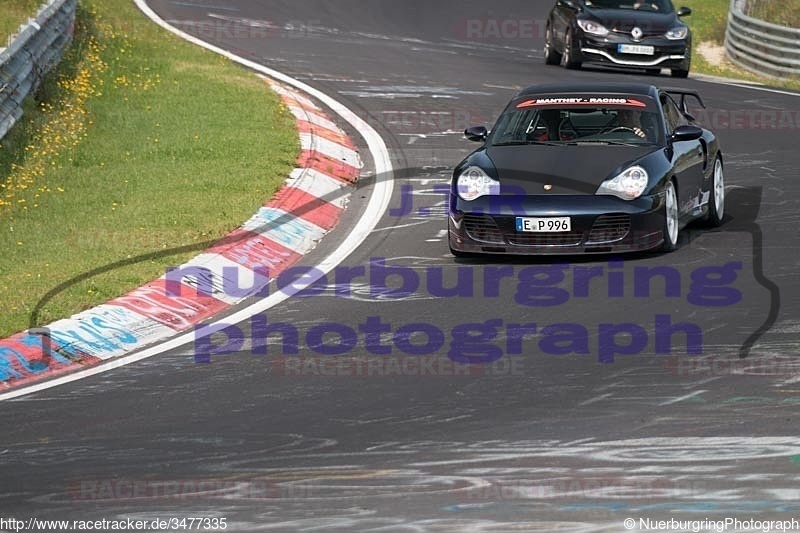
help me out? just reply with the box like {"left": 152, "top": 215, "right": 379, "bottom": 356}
{"left": 670, "top": 124, "right": 703, "bottom": 142}
{"left": 677, "top": 6, "right": 692, "bottom": 17}
{"left": 464, "top": 126, "right": 488, "bottom": 142}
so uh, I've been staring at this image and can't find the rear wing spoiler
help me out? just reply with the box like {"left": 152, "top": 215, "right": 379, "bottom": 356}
{"left": 663, "top": 88, "right": 706, "bottom": 120}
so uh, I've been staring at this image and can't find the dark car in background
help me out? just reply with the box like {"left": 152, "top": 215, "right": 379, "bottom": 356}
{"left": 544, "top": 0, "right": 692, "bottom": 77}
{"left": 448, "top": 83, "right": 725, "bottom": 256}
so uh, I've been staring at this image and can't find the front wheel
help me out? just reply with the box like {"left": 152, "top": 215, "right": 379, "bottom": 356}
{"left": 561, "top": 28, "right": 582, "bottom": 69}
{"left": 661, "top": 180, "right": 680, "bottom": 252}
{"left": 544, "top": 25, "right": 562, "bottom": 65}
{"left": 671, "top": 55, "right": 691, "bottom": 78}
{"left": 705, "top": 156, "right": 725, "bottom": 227}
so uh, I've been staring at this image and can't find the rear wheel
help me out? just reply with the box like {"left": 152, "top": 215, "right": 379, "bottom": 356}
{"left": 561, "top": 28, "right": 582, "bottom": 69}
{"left": 705, "top": 156, "right": 725, "bottom": 227}
{"left": 661, "top": 180, "right": 680, "bottom": 252}
{"left": 544, "top": 24, "right": 562, "bottom": 65}
{"left": 671, "top": 68, "right": 689, "bottom": 78}
{"left": 645, "top": 68, "right": 661, "bottom": 75}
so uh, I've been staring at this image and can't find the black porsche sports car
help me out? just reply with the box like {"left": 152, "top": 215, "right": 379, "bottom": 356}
{"left": 448, "top": 83, "right": 725, "bottom": 256}
{"left": 544, "top": 0, "right": 692, "bottom": 77}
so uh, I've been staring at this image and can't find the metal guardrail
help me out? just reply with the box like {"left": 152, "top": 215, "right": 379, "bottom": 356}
{"left": 0, "top": 0, "right": 77, "bottom": 141}
{"left": 724, "top": 0, "right": 800, "bottom": 78}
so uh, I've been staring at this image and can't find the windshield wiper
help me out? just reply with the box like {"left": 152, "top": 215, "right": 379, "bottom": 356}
{"left": 573, "top": 140, "right": 644, "bottom": 147}
{"left": 492, "top": 140, "right": 564, "bottom": 147}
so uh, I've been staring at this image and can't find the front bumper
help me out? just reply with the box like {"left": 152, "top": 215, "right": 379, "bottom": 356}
{"left": 576, "top": 32, "right": 689, "bottom": 70}
{"left": 448, "top": 194, "right": 666, "bottom": 255}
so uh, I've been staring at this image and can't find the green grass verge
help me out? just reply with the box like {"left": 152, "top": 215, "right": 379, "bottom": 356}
{"left": 0, "top": 0, "right": 299, "bottom": 337}
{"left": 0, "top": 0, "right": 43, "bottom": 45}
{"left": 683, "top": 0, "right": 800, "bottom": 90}
{"left": 749, "top": 0, "right": 800, "bottom": 28}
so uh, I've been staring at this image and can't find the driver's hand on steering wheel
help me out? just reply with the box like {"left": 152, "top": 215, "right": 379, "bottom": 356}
{"left": 632, "top": 127, "right": 646, "bottom": 138}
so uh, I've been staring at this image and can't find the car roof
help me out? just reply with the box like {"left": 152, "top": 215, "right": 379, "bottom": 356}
{"left": 517, "top": 83, "right": 659, "bottom": 99}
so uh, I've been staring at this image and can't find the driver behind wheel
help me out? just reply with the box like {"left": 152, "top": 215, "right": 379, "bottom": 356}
{"left": 614, "top": 109, "right": 649, "bottom": 139}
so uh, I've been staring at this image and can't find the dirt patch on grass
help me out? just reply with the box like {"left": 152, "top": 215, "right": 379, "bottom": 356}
{"left": 697, "top": 41, "right": 728, "bottom": 68}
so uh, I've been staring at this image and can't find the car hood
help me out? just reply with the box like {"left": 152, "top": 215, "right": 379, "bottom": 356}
{"left": 484, "top": 144, "right": 657, "bottom": 195}
{"left": 583, "top": 8, "right": 678, "bottom": 33}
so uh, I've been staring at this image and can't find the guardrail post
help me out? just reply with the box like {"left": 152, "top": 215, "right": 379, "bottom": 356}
{"left": 0, "top": 0, "right": 77, "bottom": 141}
{"left": 724, "top": 0, "right": 800, "bottom": 78}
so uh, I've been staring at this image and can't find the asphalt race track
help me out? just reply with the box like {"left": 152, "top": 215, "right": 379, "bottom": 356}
{"left": 2, "top": 1, "right": 800, "bottom": 531}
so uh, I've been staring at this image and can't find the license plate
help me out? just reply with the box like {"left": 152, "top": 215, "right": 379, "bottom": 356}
{"left": 516, "top": 217, "right": 571, "bottom": 232}
{"left": 618, "top": 44, "right": 655, "bottom": 55}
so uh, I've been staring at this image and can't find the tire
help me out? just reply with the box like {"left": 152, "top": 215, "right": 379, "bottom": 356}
{"left": 561, "top": 28, "right": 582, "bottom": 69}
{"left": 544, "top": 24, "right": 562, "bottom": 65}
{"left": 705, "top": 156, "right": 725, "bottom": 227}
{"left": 661, "top": 180, "right": 680, "bottom": 252}
{"left": 671, "top": 54, "right": 691, "bottom": 78}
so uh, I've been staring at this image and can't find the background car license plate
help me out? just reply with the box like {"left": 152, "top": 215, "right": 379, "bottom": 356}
{"left": 516, "top": 217, "right": 571, "bottom": 232}
{"left": 618, "top": 44, "right": 654, "bottom": 55}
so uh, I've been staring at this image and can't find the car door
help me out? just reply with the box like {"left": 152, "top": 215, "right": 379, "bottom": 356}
{"left": 660, "top": 93, "right": 705, "bottom": 219}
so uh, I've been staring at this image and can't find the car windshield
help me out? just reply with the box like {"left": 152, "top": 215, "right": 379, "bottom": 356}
{"left": 488, "top": 103, "right": 662, "bottom": 146}
{"left": 584, "top": 0, "right": 673, "bottom": 12}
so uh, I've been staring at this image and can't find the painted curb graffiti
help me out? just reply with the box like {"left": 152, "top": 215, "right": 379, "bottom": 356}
{"left": 0, "top": 80, "right": 361, "bottom": 390}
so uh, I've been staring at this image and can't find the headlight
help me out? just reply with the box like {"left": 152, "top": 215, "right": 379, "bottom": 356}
{"left": 456, "top": 166, "right": 500, "bottom": 201}
{"left": 596, "top": 166, "right": 649, "bottom": 200}
{"left": 665, "top": 26, "right": 688, "bottom": 40}
{"left": 576, "top": 19, "right": 609, "bottom": 37}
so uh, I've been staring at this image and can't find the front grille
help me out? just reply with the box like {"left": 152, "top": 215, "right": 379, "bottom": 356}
{"left": 494, "top": 216, "right": 584, "bottom": 247}
{"left": 587, "top": 214, "right": 631, "bottom": 244}
{"left": 463, "top": 214, "right": 504, "bottom": 244}
{"left": 463, "top": 213, "right": 632, "bottom": 248}
{"left": 464, "top": 214, "right": 585, "bottom": 247}
{"left": 611, "top": 27, "right": 663, "bottom": 39}
{"left": 507, "top": 231, "right": 585, "bottom": 247}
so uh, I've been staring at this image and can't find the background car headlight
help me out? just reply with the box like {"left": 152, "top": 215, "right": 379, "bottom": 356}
{"left": 576, "top": 19, "right": 609, "bottom": 37}
{"left": 665, "top": 26, "right": 688, "bottom": 40}
{"left": 596, "top": 166, "right": 649, "bottom": 200}
{"left": 456, "top": 166, "right": 500, "bottom": 201}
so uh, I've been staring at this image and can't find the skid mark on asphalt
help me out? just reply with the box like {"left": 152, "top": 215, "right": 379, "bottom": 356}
{"left": 658, "top": 390, "right": 707, "bottom": 405}
{"left": 340, "top": 85, "right": 494, "bottom": 100}
{"left": 427, "top": 229, "right": 448, "bottom": 243}
{"left": 169, "top": 1, "right": 238, "bottom": 11}
{"left": 79, "top": 436, "right": 796, "bottom": 529}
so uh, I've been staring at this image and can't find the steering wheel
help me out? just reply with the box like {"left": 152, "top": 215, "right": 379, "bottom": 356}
{"left": 605, "top": 126, "right": 638, "bottom": 134}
